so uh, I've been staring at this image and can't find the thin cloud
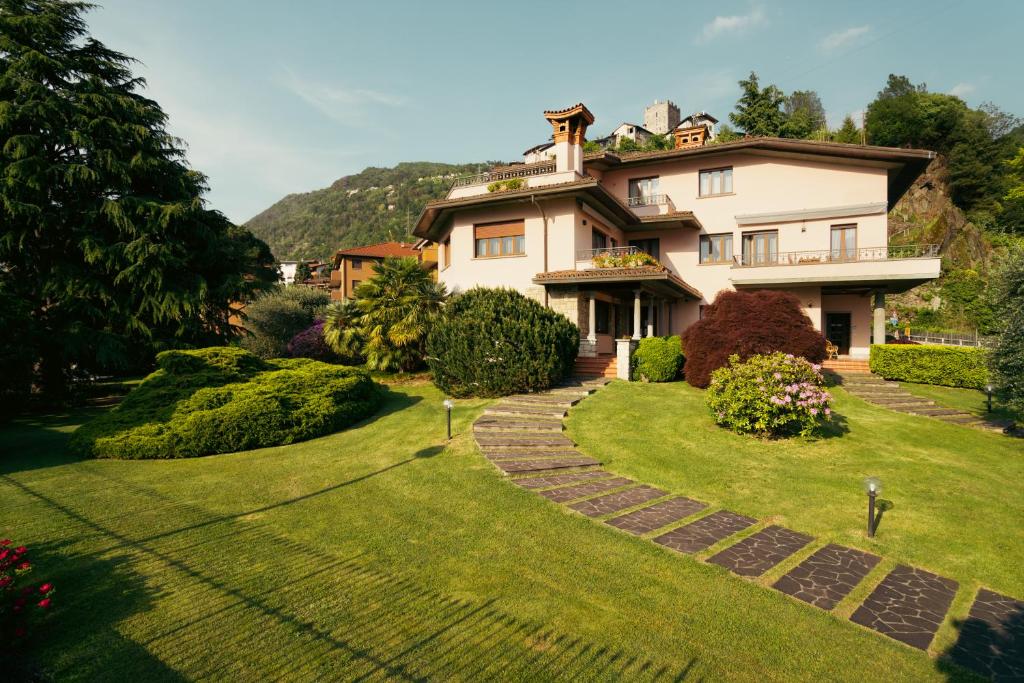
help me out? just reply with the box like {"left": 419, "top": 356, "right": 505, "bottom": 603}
{"left": 819, "top": 25, "right": 871, "bottom": 53}
{"left": 696, "top": 7, "right": 766, "bottom": 44}
{"left": 949, "top": 82, "right": 975, "bottom": 98}
{"left": 277, "top": 67, "right": 408, "bottom": 126}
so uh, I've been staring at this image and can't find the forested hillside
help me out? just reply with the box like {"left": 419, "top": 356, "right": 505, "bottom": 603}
{"left": 245, "top": 162, "right": 487, "bottom": 260}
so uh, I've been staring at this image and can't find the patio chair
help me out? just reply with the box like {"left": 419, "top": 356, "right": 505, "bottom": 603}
{"left": 825, "top": 340, "right": 839, "bottom": 360}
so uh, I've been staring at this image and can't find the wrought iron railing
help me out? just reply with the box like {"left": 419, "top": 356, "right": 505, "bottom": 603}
{"left": 732, "top": 244, "right": 939, "bottom": 267}
{"left": 575, "top": 246, "right": 640, "bottom": 261}
{"left": 450, "top": 162, "right": 557, "bottom": 188}
{"left": 627, "top": 193, "right": 668, "bottom": 207}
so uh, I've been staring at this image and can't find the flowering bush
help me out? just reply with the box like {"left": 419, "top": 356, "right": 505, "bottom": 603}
{"left": 591, "top": 251, "right": 660, "bottom": 269}
{"left": 1, "top": 539, "right": 55, "bottom": 647}
{"left": 706, "top": 352, "right": 832, "bottom": 437}
{"left": 286, "top": 321, "right": 338, "bottom": 362}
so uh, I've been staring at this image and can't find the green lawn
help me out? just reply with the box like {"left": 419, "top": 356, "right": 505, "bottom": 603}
{"left": 899, "top": 381, "right": 1022, "bottom": 424}
{"left": 0, "top": 382, "right": 992, "bottom": 681}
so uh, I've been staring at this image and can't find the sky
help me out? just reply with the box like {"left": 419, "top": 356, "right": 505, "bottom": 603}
{"left": 85, "top": 0, "right": 1024, "bottom": 224}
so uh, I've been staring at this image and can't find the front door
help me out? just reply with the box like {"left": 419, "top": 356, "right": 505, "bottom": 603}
{"left": 825, "top": 313, "right": 852, "bottom": 355}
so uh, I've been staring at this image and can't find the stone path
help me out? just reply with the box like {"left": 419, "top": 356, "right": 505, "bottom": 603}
{"left": 470, "top": 378, "right": 1024, "bottom": 678}
{"left": 834, "top": 372, "right": 1012, "bottom": 433}
{"left": 774, "top": 543, "right": 881, "bottom": 610}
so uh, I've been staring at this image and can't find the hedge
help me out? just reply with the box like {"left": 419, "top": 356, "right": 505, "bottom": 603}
{"left": 868, "top": 344, "right": 989, "bottom": 389}
{"left": 426, "top": 287, "right": 579, "bottom": 397}
{"left": 633, "top": 336, "right": 683, "bottom": 382}
{"left": 70, "top": 347, "right": 382, "bottom": 459}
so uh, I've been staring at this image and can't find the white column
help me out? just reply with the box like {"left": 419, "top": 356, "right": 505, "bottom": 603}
{"left": 587, "top": 293, "right": 597, "bottom": 343}
{"left": 632, "top": 290, "right": 642, "bottom": 340}
{"left": 872, "top": 291, "right": 886, "bottom": 347}
{"left": 646, "top": 298, "right": 655, "bottom": 338}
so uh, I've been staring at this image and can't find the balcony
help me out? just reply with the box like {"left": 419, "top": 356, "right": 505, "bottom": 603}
{"left": 574, "top": 246, "right": 658, "bottom": 270}
{"left": 729, "top": 244, "right": 941, "bottom": 292}
{"left": 626, "top": 193, "right": 674, "bottom": 217}
{"left": 446, "top": 161, "right": 581, "bottom": 199}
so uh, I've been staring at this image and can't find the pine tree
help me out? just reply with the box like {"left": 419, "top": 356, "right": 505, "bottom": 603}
{"left": 729, "top": 72, "right": 787, "bottom": 137}
{"left": 0, "top": 0, "right": 276, "bottom": 399}
{"left": 781, "top": 90, "right": 826, "bottom": 139}
{"left": 833, "top": 115, "right": 862, "bottom": 144}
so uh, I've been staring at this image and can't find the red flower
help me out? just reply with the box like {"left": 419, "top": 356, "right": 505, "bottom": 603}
{"left": 14, "top": 626, "right": 26, "bottom": 637}
{"left": 38, "top": 598, "right": 51, "bottom": 609}
{"left": 0, "top": 539, "right": 11, "bottom": 546}
{"left": 17, "top": 561, "right": 30, "bottom": 570}
{"left": 39, "top": 583, "right": 53, "bottom": 594}
{"left": 0, "top": 576, "right": 12, "bottom": 587}
{"left": 14, "top": 546, "right": 27, "bottom": 554}
{"left": 0, "top": 550, "right": 8, "bottom": 560}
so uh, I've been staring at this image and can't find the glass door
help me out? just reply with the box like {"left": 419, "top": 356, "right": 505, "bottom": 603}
{"left": 830, "top": 225, "right": 857, "bottom": 261}
{"left": 742, "top": 231, "right": 778, "bottom": 265}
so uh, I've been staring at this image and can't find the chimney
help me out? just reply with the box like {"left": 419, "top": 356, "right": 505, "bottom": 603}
{"left": 543, "top": 103, "right": 594, "bottom": 176}
{"left": 674, "top": 124, "right": 709, "bottom": 150}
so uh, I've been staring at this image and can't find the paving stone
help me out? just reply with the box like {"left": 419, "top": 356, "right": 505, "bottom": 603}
{"left": 512, "top": 471, "right": 613, "bottom": 489}
{"left": 773, "top": 543, "right": 881, "bottom": 610}
{"left": 849, "top": 564, "right": 959, "bottom": 650}
{"left": 485, "top": 406, "right": 567, "bottom": 418}
{"left": 503, "top": 395, "right": 580, "bottom": 406}
{"left": 948, "top": 588, "right": 1024, "bottom": 681}
{"left": 495, "top": 458, "right": 599, "bottom": 473}
{"left": 538, "top": 477, "right": 634, "bottom": 502}
{"left": 605, "top": 497, "right": 708, "bottom": 535}
{"left": 707, "top": 525, "right": 813, "bottom": 577}
{"left": 653, "top": 510, "right": 757, "bottom": 555}
{"left": 474, "top": 435, "right": 575, "bottom": 447}
{"left": 567, "top": 485, "right": 667, "bottom": 517}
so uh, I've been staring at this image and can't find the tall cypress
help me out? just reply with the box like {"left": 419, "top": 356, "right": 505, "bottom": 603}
{"left": 0, "top": 0, "right": 277, "bottom": 400}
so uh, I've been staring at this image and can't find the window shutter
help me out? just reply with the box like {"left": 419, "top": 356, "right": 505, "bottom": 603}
{"left": 474, "top": 220, "right": 525, "bottom": 239}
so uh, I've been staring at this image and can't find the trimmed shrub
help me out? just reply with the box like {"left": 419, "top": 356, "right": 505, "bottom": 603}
{"left": 286, "top": 321, "right": 338, "bottom": 362}
{"left": 240, "top": 287, "right": 330, "bottom": 359}
{"left": 426, "top": 287, "right": 579, "bottom": 397}
{"left": 633, "top": 336, "right": 683, "bottom": 382}
{"left": 682, "top": 290, "right": 826, "bottom": 388}
{"left": 869, "top": 344, "right": 988, "bottom": 389}
{"left": 707, "top": 352, "right": 832, "bottom": 437}
{"left": 70, "top": 347, "right": 381, "bottom": 459}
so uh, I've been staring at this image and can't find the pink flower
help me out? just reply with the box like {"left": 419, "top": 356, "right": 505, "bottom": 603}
{"left": 39, "top": 583, "right": 53, "bottom": 594}
{"left": 824, "top": 408, "right": 832, "bottom": 416}
{"left": 14, "top": 546, "right": 26, "bottom": 554}
{"left": 773, "top": 372, "right": 782, "bottom": 379}
{"left": 0, "top": 539, "right": 11, "bottom": 547}
{"left": 17, "top": 561, "right": 30, "bottom": 570}
{"left": 0, "top": 576, "right": 11, "bottom": 588}
{"left": 809, "top": 408, "right": 818, "bottom": 416}
{"left": 38, "top": 598, "right": 51, "bottom": 609}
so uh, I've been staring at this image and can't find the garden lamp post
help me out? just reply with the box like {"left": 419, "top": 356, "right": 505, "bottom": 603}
{"left": 443, "top": 399, "right": 454, "bottom": 440}
{"left": 864, "top": 477, "right": 881, "bottom": 537}
{"left": 985, "top": 384, "right": 994, "bottom": 413}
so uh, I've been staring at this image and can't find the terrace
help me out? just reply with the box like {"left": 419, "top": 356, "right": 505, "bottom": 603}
{"left": 446, "top": 161, "right": 582, "bottom": 200}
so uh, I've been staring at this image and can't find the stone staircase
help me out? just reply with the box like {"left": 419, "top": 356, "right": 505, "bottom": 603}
{"left": 574, "top": 354, "right": 618, "bottom": 379}
{"left": 833, "top": 372, "right": 1007, "bottom": 432}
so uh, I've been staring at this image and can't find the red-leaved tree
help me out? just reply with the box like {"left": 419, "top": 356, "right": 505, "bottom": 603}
{"left": 682, "top": 290, "right": 827, "bottom": 388}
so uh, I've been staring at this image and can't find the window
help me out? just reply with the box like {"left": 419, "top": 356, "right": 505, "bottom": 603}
{"left": 628, "top": 176, "right": 660, "bottom": 205}
{"left": 351, "top": 258, "right": 363, "bottom": 270}
{"left": 830, "top": 224, "right": 857, "bottom": 261}
{"left": 351, "top": 280, "right": 361, "bottom": 290}
{"left": 591, "top": 229, "right": 608, "bottom": 250}
{"left": 699, "top": 233, "right": 734, "bottom": 264}
{"left": 441, "top": 238, "right": 450, "bottom": 269}
{"left": 699, "top": 167, "right": 733, "bottom": 197}
{"left": 628, "top": 238, "right": 660, "bottom": 260}
{"left": 474, "top": 220, "right": 525, "bottom": 257}
{"left": 741, "top": 230, "right": 778, "bottom": 266}
{"left": 595, "top": 300, "right": 610, "bottom": 334}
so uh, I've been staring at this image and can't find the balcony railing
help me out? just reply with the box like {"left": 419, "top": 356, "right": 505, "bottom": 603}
{"left": 575, "top": 245, "right": 640, "bottom": 262}
{"left": 450, "top": 162, "right": 557, "bottom": 188}
{"left": 732, "top": 244, "right": 939, "bottom": 267}
{"left": 627, "top": 193, "right": 668, "bottom": 207}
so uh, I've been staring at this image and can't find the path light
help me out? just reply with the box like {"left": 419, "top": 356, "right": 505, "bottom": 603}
{"left": 985, "top": 384, "right": 994, "bottom": 413}
{"left": 864, "top": 477, "right": 882, "bottom": 537}
{"left": 443, "top": 399, "right": 454, "bottom": 440}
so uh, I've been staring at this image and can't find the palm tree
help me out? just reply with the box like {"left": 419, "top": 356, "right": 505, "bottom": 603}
{"left": 322, "top": 298, "right": 364, "bottom": 363}
{"left": 336, "top": 257, "right": 447, "bottom": 372}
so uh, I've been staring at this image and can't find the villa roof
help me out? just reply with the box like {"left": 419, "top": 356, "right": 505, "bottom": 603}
{"left": 334, "top": 241, "right": 419, "bottom": 259}
{"left": 583, "top": 137, "right": 935, "bottom": 208}
{"left": 533, "top": 265, "right": 702, "bottom": 300}
{"left": 522, "top": 141, "right": 555, "bottom": 156}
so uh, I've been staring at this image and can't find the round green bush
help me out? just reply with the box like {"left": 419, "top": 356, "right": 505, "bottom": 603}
{"left": 426, "top": 287, "right": 579, "bottom": 397}
{"left": 706, "top": 352, "right": 832, "bottom": 437}
{"left": 633, "top": 335, "right": 683, "bottom": 382}
{"left": 70, "top": 347, "right": 382, "bottom": 459}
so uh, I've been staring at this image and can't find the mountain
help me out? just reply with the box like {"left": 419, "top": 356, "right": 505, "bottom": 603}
{"left": 245, "top": 161, "right": 488, "bottom": 261}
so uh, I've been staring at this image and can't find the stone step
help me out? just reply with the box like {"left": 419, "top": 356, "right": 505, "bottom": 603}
{"left": 511, "top": 470, "right": 614, "bottom": 489}
{"left": 653, "top": 510, "right": 757, "bottom": 555}
{"left": 494, "top": 457, "right": 601, "bottom": 473}
{"left": 896, "top": 407, "right": 971, "bottom": 417}
{"left": 473, "top": 422, "right": 563, "bottom": 434}
{"left": 485, "top": 406, "right": 567, "bottom": 419}
{"left": 605, "top": 497, "right": 708, "bottom": 536}
{"left": 537, "top": 477, "right": 635, "bottom": 503}
{"left": 707, "top": 525, "right": 813, "bottom": 578}
{"left": 948, "top": 588, "right": 1024, "bottom": 680}
{"left": 502, "top": 395, "right": 580, "bottom": 407}
{"left": 474, "top": 435, "right": 575, "bottom": 448}
{"left": 773, "top": 543, "right": 881, "bottom": 611}
{"left": 850, "top": 564, "right": 958, "bottom": 650}
{"left": 567, "top": 485, "right": 668, "bottom": 518}
{"left": 482, "top": 449, "right": 583, "bottom": 460}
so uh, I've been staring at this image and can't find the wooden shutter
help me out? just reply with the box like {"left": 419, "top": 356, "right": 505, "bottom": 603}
{"left": 474, "top": 220, "right": 525, "bottom": 239}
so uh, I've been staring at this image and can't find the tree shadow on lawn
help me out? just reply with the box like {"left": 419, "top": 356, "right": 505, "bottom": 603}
{"left": 936, "top": 595, "right": 1024, "bottom": 682}
{"left": 2, "top": 474, "right": 698, "bottom": 681}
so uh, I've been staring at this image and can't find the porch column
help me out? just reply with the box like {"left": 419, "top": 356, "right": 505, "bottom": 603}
{"left": 646, "top": 298, "right": 655, "bottom": 338}
{"left": 587, "top": 292, "right": 597, "bottom": 343}
{"left": 632, "top": 290, "right": 642, "bottom": 340}
{"left": 872, "top": 290, "right": 886, "bottom": 346}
